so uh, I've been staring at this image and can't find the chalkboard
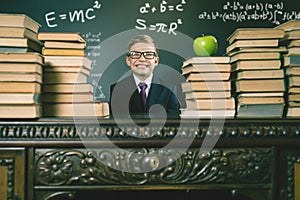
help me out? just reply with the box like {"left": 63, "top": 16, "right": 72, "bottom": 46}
{"left": 1, "top": 0, "right": 300, "bottom": 102}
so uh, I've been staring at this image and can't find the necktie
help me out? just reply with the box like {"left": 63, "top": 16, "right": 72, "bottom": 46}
{"left": 138, "top": 82, "right": 147, "bottom": 112}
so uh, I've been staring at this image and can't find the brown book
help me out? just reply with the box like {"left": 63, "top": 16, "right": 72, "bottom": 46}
{"left": 0, "top": 38, "right": 42, "bottom": 52}
{"left": 0, "top": 27, "right": 39, "bottom": 42}
{"left": 286, "top": 67, "right": 300, "bottom": 75}
{"left": 42, "top": 48, "right": 85, "bottom": 56}
{"left": 230, "top": 52, "right": 281, "bottom": 63}
{"left": 44, "top": 72, "right": 88, "bottom": 84}
{"left": 226, "top": 39, "right": 279, "bottom": 53}
{"left": 288, "top": 93, "right": 300, "bottom": 101}
{"left": 0, "top": 72, "right": 42, "bottom": 83}
{"left": 182, "top": 63, "right": 231, "bottom": 75}
{"left": 184, "top": 91, "right": 231, "bottom": 99}
{"left": 0, "top": 63, "right": 42, "bottom": 74}
{"left": 182, "top": 81, "right": 231, "bottom": 92}
{"left": 288, "top": 86, "right": 300, "bottom": 93}
{"left": 226, "top": 46, "right": 287, "bottom": 57}
{"left": 44, "top": 56, "right": 91, "bottom": 69}
{"left": 44, "top": 66, "right": 90, "bottom": 76}
{"left": 286, "top": 47, "right": 300, "bottom": 56}
{"left": 44, "top": 41, "right": 86, "bottom": 49}
{"left": 182, "top": 56, "right": 230, "bottom": 67}
{"left": 0, "top": 52, "right": 43, "bottom": 64}
{"left": 185, "top": 97, "right": 235, "bottom": 110}
{"left": 0, "top": 13, "right": 41, "bottom": 33}
{"left": 232, "top": 59, "right": 282, "bottom": 71}
{"left": 237, "top": 96, "right": 284, "bottom": 105}
{"left": 286, "top": 107, "right": 300, "bottom": 117}
{"left": 0, "top": 82, "right": 41, "bottom": 93}
{"left": 0, "top": 93, "right": 40, "bottom": 104}
{"left": 186, "top": 72, "right": 231, "bottom": 81}
{"left": 275, "top": 20, "right": 300, "bottom": 31}
{"left": 236, "top": 69, "right": 284, "bottom": 80}
{"left": 282, "top": 29, "right": 300, "bottom": 40}
{"left": 43, "top": 83, "right": 93, "bottom": 93}
{"left": 38, "top": 32, "right": 86, "bottom": 43}
{"left": 235, "top": 79, "right": 285, "bottom": 92}
{"left": 42, "top": 93, "right": 93, "bottom": 103}
{"left": 227, "top": 28, "right": 285, "bottom": 44}
{"left": 287, "top": 40, "right": 300, "bottom": 48}
{"left": 43, "top": 102, "right": 109, "bottom": 117}
{"left": 0, "top": 104, "right": 42, "bottom": 118}
{"left": 289, "top": 75, "right": 300, "bottom": 87}
{"left": 180, "top": 108, "right": 235, "bottom": 118}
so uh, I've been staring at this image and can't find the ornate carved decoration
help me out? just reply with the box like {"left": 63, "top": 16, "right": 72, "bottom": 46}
{"left": 35, "top": 148, "right": 272, "bottom": 186}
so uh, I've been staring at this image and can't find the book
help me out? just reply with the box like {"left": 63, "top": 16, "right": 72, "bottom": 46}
{"left": 0, "top": 104, "right": 41, "bottom": 118}
{"left": 37, "top": 32, "right": 86, "bottom": 43}
{"left": 235, "top": 79, "right": 285, "bottom": 92}
{"left": 44, "top": 56, "right": 91, "bottom": 69}
{"left": 230, "top": 52, "right": 281, "bottom": 63}
{"left": 237, "top": 96, "right": 285, "bottom": 105}
{"left": 44, "top": 66, "right": 90, "bottom": 76}
{"left": 42, "top": 48, "right": 85, "bottom": 56}
{"left": 184, "top": 91, "right": 231, "bottom": 99}
{"left": 181, "top": 63, "right": 231, "bottom": 75}
{"left": 275, "top": 20, "right": 300, "bottom": 31}
{"left": 227, "top": 28, "right": 285, "bottom": 44}
{"left": 288, "top": 93, "right": 300, "bottom": 101}
{"left": 0, "top": 82, "right": 41, "bottom": 93}
{"left": 0, "top": 93, "right": 40, "bottom": 104}
{"left": 43, "top": 83, "right": 93, "bottom": 93}
{"left": 282, "top": 29, "right": 300, "bottom": 40}
{"left": 42, "top": 93, "right": 93, "bottom": 103}
{"left": 0, "top": 27, "right": 38, "bottom": 42}
{"left": 236, "top": 69, "right": 284, "bottom": 80}
{"left": 226, "top": 39, "right": 279, "bottom": 53}
{"left": 182, "top": 81, "right": 231, "bottom": 92}
{"left": 182, "top": 56, "right": 230, "bottom": 67}
{"left": 232, "top": 59, "right": 282, "bottom": 71}
{"left": 185, "top": 97, "right": 235, "bottom": 110}
{"left": 0, "top": 63, "right": 42, "bottom": 74}
{"left": 180, "top": 108, "right": 235, "bottom": 119}
{"left": 43, "top": 72, "right": 88, "bottom": 84}
{"left": 186, "top": 72, "right": 231, "bottom": 81}
{"left": 286, "top": 67, "right": 300, "bottom": 75}
{"left": 0, "top": 73, "right": 42, "bottom": 83}
{"left": 0, "top": 47, "right": 37, "bottom": 53}
{"left": 236, "top": 103, "right": 284, "bottom": 118}
{"left": 0, "top": 38, "right": 42, "bottom": 52}
{"left": 286, "top": 47, "right": 300, "bottom": 56}
{"left": 237, "top": 92, "right": 284, "bottom": 97}
{"left": 44, "top": 41, "right": 86, "bottom": 49}
{"left": 0, "top": 13, "right": 41, "bottom": 33}
{"left": 0, "top": 52, "right": 43, "bottom": 64}
{"left": 289, "top": 75, "right": 300, "bottom": 87}
{"left": 226, "top": 46, "right": 287, "bottom": 57}
{"left": 286, "top": 39, "right": 300, "bottom": 48}
{"left": 288, "top": 86, "right": 300, "bottom": 93}
{"left": 283, "top": 55, "right": 300, "bottom": 66}
{"left": 286, "top": 107, "right": 300, "bottom": 117}
{"left": 43, "top": 102, "right": 109, "bottom": 117}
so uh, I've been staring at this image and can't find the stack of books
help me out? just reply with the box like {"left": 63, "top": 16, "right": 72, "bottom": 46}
{"left": 0, "top": 13, "right": 43, "bottom": 118}
{"left": 38, "top": 32, "right": 109, "bottom": 117}
{"left": 180, "top": 56, "right": 235, "bottom": 118}
{"left": 276, "top": 20, "right": 300, "bottom": 117}
{"left": 226, "top": 28, "right": 287, "bottom": 118}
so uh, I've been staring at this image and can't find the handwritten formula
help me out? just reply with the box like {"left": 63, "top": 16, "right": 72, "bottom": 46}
{"left": 45, "top": 1, "right": 102, "bottom": 28}
{"left": 135, "top": 0, "right": 187, "bottom": 35}
{"left": 198, "top": 1, "right": 300, "bottom": 24}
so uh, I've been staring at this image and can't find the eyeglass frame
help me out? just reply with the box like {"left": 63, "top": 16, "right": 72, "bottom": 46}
{"left": 127, "top": 51, "right": 157, "bottom": 59}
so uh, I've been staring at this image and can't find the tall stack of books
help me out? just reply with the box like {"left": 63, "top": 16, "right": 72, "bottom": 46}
{"left": 0, "top": 13, "right": 43, "bottom": 118}
{"left": 180, "top": 56, "right": 235, "bottom": 118}
{"left": 226, "top": 28, "right": 286, "bottom": 118}
{"left": 38, "top": 32, "right": 109, "bottom": 117}
{"left": 275, "top": 20, "right": 300, "bottom": 117}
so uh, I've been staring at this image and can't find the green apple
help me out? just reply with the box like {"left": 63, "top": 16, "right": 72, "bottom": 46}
{"left": 193, "top": 35, "right": 218, "bottom": 56}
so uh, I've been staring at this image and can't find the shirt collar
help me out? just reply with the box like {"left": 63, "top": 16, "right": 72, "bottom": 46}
{"left": 133, "top": 73, "right": 153, "bottom": 88}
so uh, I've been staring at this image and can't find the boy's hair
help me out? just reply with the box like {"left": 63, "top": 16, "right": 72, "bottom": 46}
{"left": 127, "top": 34, "right": 158, "bottom": 54}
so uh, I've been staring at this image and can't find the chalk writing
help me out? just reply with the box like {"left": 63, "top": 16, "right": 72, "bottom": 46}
{"left": 81, "top": 31, "right": 102, "bottom": 70}
{"left": 135, "top": 0, "right": 186, "bottom": 35}
{"left": 198, "top": 1, "right": 300, "bottom": 25}
{"left": 45, "top": 1, "right": 102, "bottom": 28}
{"left": 91, "top": 80, "right": 106, "bottom": 100}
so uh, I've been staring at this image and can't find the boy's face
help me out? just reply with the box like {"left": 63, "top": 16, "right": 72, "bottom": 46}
{"left": 126, "top": 42, "right": 159, "bottom": 80}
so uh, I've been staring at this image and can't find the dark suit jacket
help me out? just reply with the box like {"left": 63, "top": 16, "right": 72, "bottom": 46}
{"left": 110, "top": 74, "right": 180, "bottom": 118}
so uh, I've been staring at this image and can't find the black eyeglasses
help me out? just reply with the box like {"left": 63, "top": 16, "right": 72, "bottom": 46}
{"left": 127, "top": 51, "right": 157, "bottom": 59}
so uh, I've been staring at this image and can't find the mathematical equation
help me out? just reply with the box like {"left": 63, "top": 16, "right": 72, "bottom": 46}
{"left": 135, "top": 0, "right": 187, "bottom": 35}
{"left": 45, "top": 1, "right": 102, "bottom": 28}
{"left": 198, "top": 1, "right": 300, "bottom": 24}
